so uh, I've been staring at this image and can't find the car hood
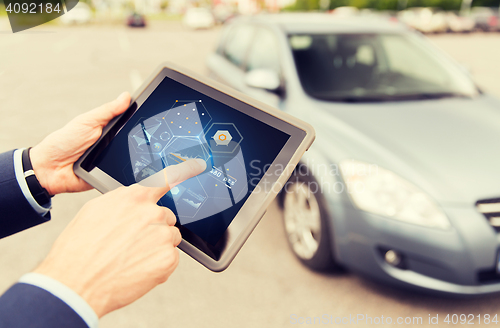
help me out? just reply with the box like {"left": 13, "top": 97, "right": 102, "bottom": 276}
{"left": 307, "top": 95, "right": 500, "bottom": 205}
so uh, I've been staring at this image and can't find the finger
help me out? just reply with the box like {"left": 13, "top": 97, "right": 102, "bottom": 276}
{"left": 164, "top": 208, "right": 177, "bottom": 226}
{"left": 150, "top": 226, "right": 181, "bottom": 247}
{"left": 84, "top": 92, "right": 131, "bottom": 127}
{"left": 138, "top": 158, "right": 207, "bottom": 201}
{"left": 170, "top": 226, "right": 182, "bottom": 247}
{"left": 149, "top": 207, "right": 176, "bottom": 226}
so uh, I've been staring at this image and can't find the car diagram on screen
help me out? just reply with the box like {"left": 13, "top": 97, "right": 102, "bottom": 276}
{"left": 128, "top": 100, "right": 249, "bottom": 225}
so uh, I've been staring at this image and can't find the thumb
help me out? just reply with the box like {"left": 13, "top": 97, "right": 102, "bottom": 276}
{"left": 85, "top": 92, "right": 131, "bottom": 127}
{"left": 138, "top": 158, "right": 207, "bottom": 201}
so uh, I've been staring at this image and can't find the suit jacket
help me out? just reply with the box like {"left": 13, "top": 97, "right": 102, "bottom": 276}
{"left": 0, "top": 150, "right": 88, "bottom": 328}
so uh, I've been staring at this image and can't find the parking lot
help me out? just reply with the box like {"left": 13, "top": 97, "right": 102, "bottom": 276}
{"left": 1, "top": 20, "right": 500, "bottom": 327}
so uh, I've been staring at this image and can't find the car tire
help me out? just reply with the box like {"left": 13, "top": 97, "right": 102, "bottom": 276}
{"left": 279, "top": 165, "right": 341, "bottom": 272}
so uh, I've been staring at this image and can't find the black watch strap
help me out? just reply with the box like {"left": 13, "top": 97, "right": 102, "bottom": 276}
{"left": 22, "top": 148, "right": 52, "bottom": 206}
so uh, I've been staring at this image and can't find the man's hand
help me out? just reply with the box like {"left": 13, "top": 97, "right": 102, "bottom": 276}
{"left": 30, "top": 92, "right": 131, "bottom": 196}
{"left": 33, "top": 158, "right": 207, "bottom": 318}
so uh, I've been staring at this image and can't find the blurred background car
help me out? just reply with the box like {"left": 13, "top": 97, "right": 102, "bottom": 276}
{"left": 207, "top": 13, "right": 500, "bottom": 295}
{"left": 59, "top": 2, "right": 92, "bottom": 25}
{"left": 126, "top": 12, "right": 146, "bottom": 28}
{"left": 398, "top": 7, "right": 448, "bottom": 33}
{"left": 213, "top": 4, "right": 237, "bottom": 24}
{"left": 445, "top": 11, "right": 475, "bottom": 33}
{"left": 468, "top": 7, "right": 500, "bottom": 32}
{"left": 183, "top": 7, "right": 216, "bottom": 29}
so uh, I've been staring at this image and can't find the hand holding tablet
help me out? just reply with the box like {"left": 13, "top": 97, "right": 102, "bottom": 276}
{"left": 35, "top": 159, "right": 206, "bottom": 317}
{"left": 74, "top": 63, "right": 315, "bottom": 271}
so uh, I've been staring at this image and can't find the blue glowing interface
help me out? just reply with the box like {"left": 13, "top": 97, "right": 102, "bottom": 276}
{"left": 93, "top": 77, "right": 290, "bottom": 246}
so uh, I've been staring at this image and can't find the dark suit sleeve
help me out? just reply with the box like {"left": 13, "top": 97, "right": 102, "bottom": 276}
{"left": 0, "top": 152, "right": 90, "bottom": 327}
{"left": 0, "top": 150, "right": 50, "bottom": 239}
{"left": 0, "top": 283, "right": 88, "bottom": 328}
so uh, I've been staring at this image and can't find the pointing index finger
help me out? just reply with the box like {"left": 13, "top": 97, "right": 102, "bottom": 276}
{"left": 138, "top": 158, "right": 207, "bottom": 201}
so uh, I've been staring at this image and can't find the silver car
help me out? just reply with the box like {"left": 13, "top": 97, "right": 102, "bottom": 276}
{"left": 207, "top": 13, "right": 500, "bottom": 295}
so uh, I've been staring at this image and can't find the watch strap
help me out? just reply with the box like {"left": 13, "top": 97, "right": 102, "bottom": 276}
{"left": 22, "top": 148, "right": 52, "bottom": 206}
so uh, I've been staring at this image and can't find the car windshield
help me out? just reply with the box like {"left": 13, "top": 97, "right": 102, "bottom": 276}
{"left": 289, "top": 33, "right": 479, "bottom": 102}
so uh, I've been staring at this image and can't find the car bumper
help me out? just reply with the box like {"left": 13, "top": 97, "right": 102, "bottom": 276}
{"left": 330, "top": 200, "right": 500, "bottom": 295}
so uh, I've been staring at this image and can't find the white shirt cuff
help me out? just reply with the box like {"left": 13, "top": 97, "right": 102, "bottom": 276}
{"left": 13, "top": 149, "right": 52, "bottom": 216}
{"left": 19, "top": 272, "right": 99, "bottom": 328}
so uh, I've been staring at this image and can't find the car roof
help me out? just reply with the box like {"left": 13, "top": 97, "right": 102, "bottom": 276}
{"left": 232, "top": 13, "right": 409, "bottom": 34}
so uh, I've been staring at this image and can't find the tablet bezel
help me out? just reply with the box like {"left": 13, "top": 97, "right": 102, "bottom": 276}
{"left": 74, "top": 62, "right": 315, "bottom": 272}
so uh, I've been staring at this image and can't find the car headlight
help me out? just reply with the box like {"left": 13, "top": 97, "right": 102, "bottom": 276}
{"left": 340, "top": 160, "right": 450, "bottom": 230}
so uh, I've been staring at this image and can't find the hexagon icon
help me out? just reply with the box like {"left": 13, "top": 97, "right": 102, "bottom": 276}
{"left": 205, "top": 122, "right": 243, "bottom": 154}
{"left": 213, "top": 130, "right": 232, "bottom": 146}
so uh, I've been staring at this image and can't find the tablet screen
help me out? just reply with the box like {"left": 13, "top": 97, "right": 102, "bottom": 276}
{"left": 90, "top": 76, "right": 290, "bottom": 248}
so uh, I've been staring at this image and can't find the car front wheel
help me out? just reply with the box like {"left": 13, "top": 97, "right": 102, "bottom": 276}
{"left": 281, "top": 170, "right": 340, "bottom": 271}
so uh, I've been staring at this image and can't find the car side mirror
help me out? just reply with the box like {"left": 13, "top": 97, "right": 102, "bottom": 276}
{"left": 245, "top": 69, "right": 281, "bottom": 92}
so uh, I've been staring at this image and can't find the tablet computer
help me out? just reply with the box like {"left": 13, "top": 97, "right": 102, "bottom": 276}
{"left": 74, "top": 63, "right": 315, "bottom": 272}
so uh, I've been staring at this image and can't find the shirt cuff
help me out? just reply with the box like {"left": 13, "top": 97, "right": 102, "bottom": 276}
{"left": 13, "top": 149, "right": 52, "bottom": 216}
{"left": 19, "top": 273, "right": 99, "bottom": 328}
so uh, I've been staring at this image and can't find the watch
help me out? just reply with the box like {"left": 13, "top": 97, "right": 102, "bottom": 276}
{"left": 22, "top": 148, "right": 52, "bottom": 206}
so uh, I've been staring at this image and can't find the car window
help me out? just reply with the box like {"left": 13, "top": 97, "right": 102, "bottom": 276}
{"left": 381, "top": 35, "right": 448, "bottom": 87}
{"left": 246, "top": 28, "right": 280, "bottom": 73}
{"left": 289, "top": 33, "right": 478, "bottom": 101}
{"left": 223, "top": 25, "right": 255, "bottom": 67}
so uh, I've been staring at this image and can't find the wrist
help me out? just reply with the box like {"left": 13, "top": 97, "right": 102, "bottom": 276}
{"left": 33, "top": 261, "right": 108, "bottom": 318}
{"left": 19, "top": 272, "right": 100, "bottom": 328}
{"left": 30, "top": 145, "right": 54, "bottom": 196}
